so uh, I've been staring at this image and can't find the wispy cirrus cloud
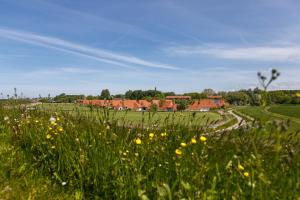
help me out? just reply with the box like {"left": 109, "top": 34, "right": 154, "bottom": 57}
{"left": 166, "top": 44, "right": 300, "bottom": 62}
{"left": 0, "top": 28, "right": 179, "bottom": 70}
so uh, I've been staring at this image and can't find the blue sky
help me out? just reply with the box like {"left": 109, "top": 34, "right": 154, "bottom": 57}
{"left": 0, "top": 0, "right": 300, "bottom": 97}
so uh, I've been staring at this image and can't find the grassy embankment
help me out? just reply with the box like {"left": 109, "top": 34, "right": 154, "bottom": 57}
{"left": 235, "top": 105, "right": 300, "bottom": 132}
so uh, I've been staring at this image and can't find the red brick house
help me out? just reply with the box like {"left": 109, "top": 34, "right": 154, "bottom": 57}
{"left": 188, "top": 96, "right": 225, "bottom": 111}
{"left": 79, "top": 95, "right": 225, "bottom": 112}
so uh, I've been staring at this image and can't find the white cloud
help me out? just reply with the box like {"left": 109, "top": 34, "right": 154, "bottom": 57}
{"left": 0, "top": 28, "right": 179, "bottom": 70}
{"left": 166, "top": 44, "right": 300, "bottom": 62}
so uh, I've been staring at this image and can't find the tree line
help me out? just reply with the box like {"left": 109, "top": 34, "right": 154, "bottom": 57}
{"left": 50, "top": 88, "right": 300, "bottom": 105}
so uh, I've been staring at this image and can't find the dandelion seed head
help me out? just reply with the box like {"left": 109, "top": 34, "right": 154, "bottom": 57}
{"left": 49, "top": 116, "right": 56, "bottom": 122}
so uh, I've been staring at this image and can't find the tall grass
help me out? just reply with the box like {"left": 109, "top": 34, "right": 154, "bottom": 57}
{"left": 0, "top": 105, "right": 300, "bottom": 199}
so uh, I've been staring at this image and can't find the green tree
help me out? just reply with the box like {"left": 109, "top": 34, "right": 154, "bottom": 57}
{"left": 100, "top": 89, "right": 111, "bottom": 100}
{"left": 176, "top": 100, "right": 188, "bottom": 111}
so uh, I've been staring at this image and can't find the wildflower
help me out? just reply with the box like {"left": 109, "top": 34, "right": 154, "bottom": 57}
{"left": 46, "top": 134, "right": 51, "bottom": 139}
{"left": 61, "top": 182, "right": 67, "bottom": 186}
{"left": 49, "top": 116, "right": 56, "bottom": 122}
{"left": 35, "top": 120, "right": 39, "bottom": 123}
{"left": 50, "top": 121, "right": 57, "bottom": 126}
{"left": 161, "top": 132, "right": 167, "bottom": 137}
{"left": 51, "top": 145, "right": 56, "bottom": 149}
{"left": 54, "top": 132, "right": 58, "bottom": 135}
{"left": 49, "top": 127, "right": 52, "bottom": 130}
{"left": 75, "top": 138, "right": 79, "bottom": 142}
{"left": 58, "top": 127, "right": 63, "bottom": 132}
{"left": 4, "top": 116, "right": 9, "bottom": 121}
{"left": 180, "top": 142, "right": 187, "bottom": 147}
{"left": 244, "top": 172, "right": 250, "bottom": 177}
{"left": 238, "top": 164, "right": 245, "bottom": 171}
{"left": 57, "top": 117, "right": 60, "bottom": 121}
{"left": 175, "top": 162, "right": 181, "bottom": 166}
{"left": 200, "top": 136, "right": 207, "bottom": 142}
{"left": 135, "top": 138, "right": 142, "bottom": 145}
{"left": 191, "top": 138, "right": 197, "bottom": 144}
{"left": 296, "top": 92, "right": 300, "bottom": 97}
{"left": 175, "top": 149, "right": 182, "bottom": 155}
{"left": 149, "top": 133, "right": 155, "bottom": 138}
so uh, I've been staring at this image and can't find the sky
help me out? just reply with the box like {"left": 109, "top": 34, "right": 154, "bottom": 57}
{"left": 0, "top": 0, "right": 300, "bottom": 97}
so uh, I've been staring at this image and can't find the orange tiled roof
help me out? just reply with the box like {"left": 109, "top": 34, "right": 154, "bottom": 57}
{"left": 80, "top": 99, "right": 177, "bottom": 110}
{"left": 188, "top": 99, "right": 225, "bottom": 110}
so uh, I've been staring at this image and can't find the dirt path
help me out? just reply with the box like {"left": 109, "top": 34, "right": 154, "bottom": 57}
{"left": 212, "top": 110, "right": 246, "bottom": 134}
{"left": 223, "top": 110, "right": 246, "bottom": 131}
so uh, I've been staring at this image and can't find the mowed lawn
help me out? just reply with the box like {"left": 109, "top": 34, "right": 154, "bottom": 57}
{"left": 269, "top": 104, "right": 300, "bottom": 119}
{"left": 36, "top": 103, "right": 223, "bottom": 126}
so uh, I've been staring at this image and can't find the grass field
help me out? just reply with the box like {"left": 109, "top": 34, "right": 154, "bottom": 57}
{"left": 235, "top": 106, "right": 300, "bottom": 132}
{"left": 269, "top": 104, "right": 300, "bottom": 119}
{"left": 36, "top": 103, "right": 224, "bottom": 127}
{"left": 1, "top": 104, "right": 300, "bottom": 199}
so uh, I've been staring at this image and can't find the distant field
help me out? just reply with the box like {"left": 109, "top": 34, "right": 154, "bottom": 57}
{"left": 269, "top": 104, "right": 300, "bottom": 119}
{"left": 36, "top": 103, "right": 223, "bottom": 126}
{"left": 235, "top": 106, "right": 271, "bottom": 122}
{"left": 235, "top": 106, "right": 300, "bottom": 132}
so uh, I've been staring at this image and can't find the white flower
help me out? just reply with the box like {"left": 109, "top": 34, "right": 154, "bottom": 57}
{"left": 49, "top": 116, "right": 56, "bottom": 122}
{"left": 61, "top": 181, "right": 67, "bottom": 186}
{"left": 4, "top": 116, "right": 9, "bottom": 121}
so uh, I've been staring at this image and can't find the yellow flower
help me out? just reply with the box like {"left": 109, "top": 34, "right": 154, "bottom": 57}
{"left": 49, "top": 127, "right": 52, "bottom": 130}
{"left": 54, "top": 132, "right": 58, "bottom": 135}
{"left": 57, "top": 117, "right": 60, "bottom": 121}
{"left": 175, "top": 149, "right": 182, "bottom": 155}
{"left": 180, "top": 142, "right": 187, "bottom": 147}
{"left": 149, "top": 133, "right": 155, "bottom": 138}
{"left": 296, "top": 92, "right": 300, "bottom": 97}
{"left": 51, "top": 145, "right": 56, "bottom": 149}
{"left": 46, "top": 134, "right": 51, "bottom": 139}
{"left": 135, "top": 138, "right": 142, "bottom": 145}
{"left": 191, "top": 138, "right": 197, "bottom": 144}
{"left": 238, "top": 164, "right": 245, "bottom": 171}
{"left": 58, "top": 127, "right": 63, "bottom": 132}
{"left": 244, "top": 172, "right": 250, "bottom": 177}
{"left": 200, "top": 136, "right": 207, "bottom": 142}
{"left": 35, "top": 120, "right": 39, "bottom": 123}
{"left": 50, "top": 121, "right": 57, "bottom": 126}
{"left": 161, "top": 132, "right": 167, "bottom": 137}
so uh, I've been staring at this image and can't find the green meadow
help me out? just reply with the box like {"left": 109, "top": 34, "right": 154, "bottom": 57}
{"left": 0, "top": 103, "right": 300, "bottom": 199}
{"left": 36, "top": 103, "right": 224, "bottom": 127}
